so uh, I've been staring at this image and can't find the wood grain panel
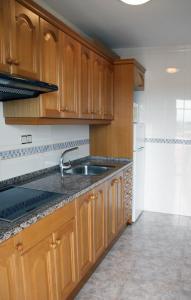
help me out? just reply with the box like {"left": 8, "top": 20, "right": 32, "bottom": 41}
{"left": 92, "top": 186, "right": 105, "bottom": 262}
{"left": 0, "top": 239, "right": 23, "bottom": 300}
{"left": 39, "top": 18, "right": 61, "bottom": 117}
{"left": 20, "top": 236, "right": 56, "bottom": 300}
{"left": 90, "top": 59, "right": 144, "bottom": 158}
{"left": 79, "top": 46, "right": 92, "bottom": 119}
{"left": 53, "top": 219, "right": 78, "bottom": 299}
{"left": 60, "top": 33, "right": 80, "bottom": 118}
{"left": 76, "top": 193, "right": 93, "bottom": 279}
{"left": 11, "top": 1, "right": 39, "bottom": 79}
{"left": 0, "top": 0, "right": 11, "bottom": 73}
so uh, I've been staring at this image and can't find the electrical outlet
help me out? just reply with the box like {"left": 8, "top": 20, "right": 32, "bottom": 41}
{"left": 27, "top": 135, "right": 32, "bottom": 143}
{"left": 21, "top": 135, "right": 27, "bottom": 144}
{"left": 21, "top": 135, "right": 32, "bottom": 144}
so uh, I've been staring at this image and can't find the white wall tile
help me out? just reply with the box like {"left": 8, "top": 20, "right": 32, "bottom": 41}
{"left": 0, "top": 102, "right": 89, "bottom": 180}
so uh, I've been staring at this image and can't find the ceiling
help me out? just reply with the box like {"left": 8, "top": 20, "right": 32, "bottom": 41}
{"left": 41, "top": 0, "right": 191, "bottom": 49}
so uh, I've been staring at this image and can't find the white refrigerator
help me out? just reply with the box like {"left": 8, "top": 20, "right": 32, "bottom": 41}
{"left": 132, "top": 123, "right": 145, "bottom": 222}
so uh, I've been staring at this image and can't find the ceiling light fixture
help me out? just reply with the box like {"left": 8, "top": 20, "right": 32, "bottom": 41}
{"left": 166, "top": 67, "right": 179, "bottom": 74}
{"left": 120, "top": 0, "right": 152, "bottom": 5}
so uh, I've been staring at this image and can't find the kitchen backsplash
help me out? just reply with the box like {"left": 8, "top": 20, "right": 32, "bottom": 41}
{"left": 0, "top": 103, "right": 89, "bottom": 181}
{"left": 116, "top": 45, "right": 191, "bottom": 217}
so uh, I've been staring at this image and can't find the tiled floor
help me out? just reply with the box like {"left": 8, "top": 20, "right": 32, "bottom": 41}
{"left": 75, "top": 212, "right": 191, "bottom": 300}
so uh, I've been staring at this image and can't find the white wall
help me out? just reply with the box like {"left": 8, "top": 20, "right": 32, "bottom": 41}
{"left": 115, "top": 45, "right": 191, "bottom": 216}
{"left": 0, "top": 102, "right": 89, "bottom": 181}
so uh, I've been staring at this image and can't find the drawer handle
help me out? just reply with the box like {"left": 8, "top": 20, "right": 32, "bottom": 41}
{"left": 50, "top": 242, "right": 57, "bottom": 249}
{"left": 16, "top": 243, "right": 23, "bottom": 253}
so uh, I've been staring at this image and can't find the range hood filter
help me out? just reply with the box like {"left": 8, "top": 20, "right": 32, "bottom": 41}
{"left": 0, "top": 73, "right": 58, "bottom": 101}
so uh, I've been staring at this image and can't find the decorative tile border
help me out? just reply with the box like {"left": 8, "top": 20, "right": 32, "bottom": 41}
{"left": 0, "top": 139, "right": 89, "bottom": 160}
{"left": 145, "top": 138, "right": 191, "bottom": 145}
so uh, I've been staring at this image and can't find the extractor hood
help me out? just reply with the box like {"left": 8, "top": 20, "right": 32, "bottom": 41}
{"left": 0, "top": 73, "right": 58, "bottom": 101}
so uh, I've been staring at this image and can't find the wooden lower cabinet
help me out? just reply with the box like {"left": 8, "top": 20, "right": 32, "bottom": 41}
{"left": 76, "top": 193, "right": 93, "bottom": 279}
{"left": 0, "top": 239, "right": 21, "bottom": 300}
{"left": 116, "top": 173, "right": 124, "bottom": 232}
{"left": 92, "top": 185, "right": 106, "bottom": 262}
{"left": 106, "top": 172, "right": 124, "bottom": 245}
{"left": 20, "top": 235, "right": 56, "bottom": 300}
{"left": 0, "top": 170, "right": 128, "bottom": 299}
{"left": 107, "top": 176, "right": 117, "bottom": 244}
{"left": 53, "top": 218, "right": 78, "bottom": 300}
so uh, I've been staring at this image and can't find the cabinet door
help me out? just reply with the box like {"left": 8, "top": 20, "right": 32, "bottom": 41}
{"left": 20, "top": 236, "right": 56, "bottom": 300}
{"left": 0, "top": 239, "right": 20, "bottom": 300}
{"left": 102, "top": 61, "right": 114, "bottom": 120}
{"left": 107, "top": 177, "right": 117, "bottom": 245}
{"left": 76, "top": 193, "right": 93, "bottom": 279}
{"left": 0, "top": 0, "right": 11, "bottom": 73}
{"left": 40, "top": 19, "right": 60, "bottom": 117}
{"left": 92, "top": 186, "right": 105, "bottom": 262}
{"left": 11, "top": 2, "right": 39, "bottom": 79}
{"left": 116, "top": 174, "right": 124, "bottom": 232}
{"left": 60, "top": 33, "right": 80, "bottom": 118}
{"left": 53, "top": 219, "right": 78, "bottom": 300}
{"left": 92, "top": 54, "right": 103, "bottom": 119}
{"left": 79, "top": 46, "right": 92, "bottom": 119}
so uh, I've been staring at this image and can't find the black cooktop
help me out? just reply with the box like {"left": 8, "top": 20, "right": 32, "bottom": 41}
{"left": 0, "top": 186, "right": 62, "bottom": 222}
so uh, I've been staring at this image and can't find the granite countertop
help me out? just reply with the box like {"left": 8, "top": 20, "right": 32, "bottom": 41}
{"left": 0, "top": 156, "right": 132, "bottom": 243}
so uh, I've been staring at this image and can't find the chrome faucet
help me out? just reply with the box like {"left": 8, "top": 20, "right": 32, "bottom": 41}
{"left": 60, "top": 146, "right": 79, "bottom": 177}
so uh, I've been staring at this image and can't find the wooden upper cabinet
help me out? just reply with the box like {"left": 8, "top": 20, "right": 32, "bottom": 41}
{"left": 79, "top": 46, "right": 92, "bottom": 119}
{"left": 92, "top": 53, "right": 103, "bottom": 119}
{"left": 102, "top": 61, "right": 114, "bottom": 120}
{"left": 60, "top": 33, "right": 80, "bottom": 118}
{"left": 11, "top": 1, "right": 39, "bottom": 79}
{"left": 40, "top": 19, "right": 61, "bottom": 117}
{"left": 53, "top": 219, "right": 78, "bottom": 300}
{"left": 0, "top": 0, "right": 11, "bottom": 73}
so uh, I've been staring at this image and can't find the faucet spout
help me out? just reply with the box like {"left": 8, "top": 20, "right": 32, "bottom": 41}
{"left": 60, "top": 146, "right": 79, "bottom": 177}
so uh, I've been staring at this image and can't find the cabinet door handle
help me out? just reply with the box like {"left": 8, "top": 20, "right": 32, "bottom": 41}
{"left": 16, "top": 243, "right": 23, "bottom": 253}
{"left": 6, "top": 57, "right": 13, "bottom": 65}
{"left": 111, "top": 178, "right": 118, "bottom": 186}
{"left": 12, "top": 59, "right": 20, "bottom": 66}
{"left": 90, "top": 194, "right": 96, "bottom": 200}
{"left": 50, "top": 242, "right": 57, "bottom": 249}
{"left": 56, "top": 239, "right": 61, "bottom": 245}
{"left": 63, "top": 106, "right": 69, "bottom": 112}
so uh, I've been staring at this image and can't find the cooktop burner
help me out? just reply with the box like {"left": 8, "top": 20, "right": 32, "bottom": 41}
{"left": 0, "top": 186, "right": 62, "bottom": 223}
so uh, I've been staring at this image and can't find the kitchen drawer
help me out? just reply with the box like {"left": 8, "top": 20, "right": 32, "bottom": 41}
{"left": 14, "top": 201, "right": 75, "bottom": 252}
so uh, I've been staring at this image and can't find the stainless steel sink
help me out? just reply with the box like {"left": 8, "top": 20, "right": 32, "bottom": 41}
{"left": 64, "top": 164, "right": 114, "bottom": 176}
